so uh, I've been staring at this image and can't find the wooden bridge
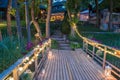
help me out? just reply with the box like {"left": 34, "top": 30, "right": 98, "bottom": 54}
{"left": 0, "top": 39, "right": 120, "bottom": 80}
{"left": 36, "top": 49, "right": 105, "bottom": 80}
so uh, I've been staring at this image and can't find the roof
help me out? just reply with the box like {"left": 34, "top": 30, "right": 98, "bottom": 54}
{"left": 0, "top": 0, "right": 8, "bottom": 8}
{"left": 0, "top": 0, "right": 15, "bottom": 8}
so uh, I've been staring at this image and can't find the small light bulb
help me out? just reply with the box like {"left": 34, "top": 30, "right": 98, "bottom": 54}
{"left": 19, "top": 67, "right": 23, "bottom": 71}
{"left": 25, "top": 57, "right": 29, "bottom": 61}
{"left": 42, "top": 69, "right": 45, "bottom": 74}
{"left": 31, "top": 59, "right": 34, "bottom": 62}
{"left": 37, "top": 45, "right": 40, "bottom": 48}
{"left": 9, "top": 77, "right": 14, "bottom": 80}
{"left": 29, "top": 61, "right": 32, "bottom": 64}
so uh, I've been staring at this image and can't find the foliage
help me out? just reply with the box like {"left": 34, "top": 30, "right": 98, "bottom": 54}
{"left": 9, "top": 8, "right": 16, "bottom": 17}
{"left": 61, "top": 14, "right": 71, "bottom": 34}
{"left": 99, "top": 0, "right": 120, "bottom": 12}
{"left": 0, "top": 37, "right": 23, "bottom": 73}
{"left": 70, "top": 42, "right": 81, "bottom": 50}
{"left": 20, "top": 69, "right": 33, "bottom": 80}
{"left": 51, "top": 39, "right": 58, "bottom": 49}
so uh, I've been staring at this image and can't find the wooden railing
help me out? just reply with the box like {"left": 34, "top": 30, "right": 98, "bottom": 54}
{"left": 83, "top": 37, "right": 120, "bottom": 79}
{"left": 0, "top": 39, "right": 51, "bottom": 80}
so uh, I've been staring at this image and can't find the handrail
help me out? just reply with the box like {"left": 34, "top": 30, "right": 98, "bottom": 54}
{"left": 74, "top": 28, "right": 120, "bottom": 79}
{"left": 0, "top": 39, "right": 51, "bottom": 80}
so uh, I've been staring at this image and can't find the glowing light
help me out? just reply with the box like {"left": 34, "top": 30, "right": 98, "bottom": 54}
{"left": 114, "top": 52, "right": 117, "bottom": 54}
{"left": 42, "top": 69, "right": 45, "bottom": 74}
{"left": 37, "top": 45, "right": 40, "bottom": 48}
{"left": 87, "top": 55, "right": 90, "bottom": 58}
{"left": 48, "top": 51, "right": 53, "bottom": 59}
{"left": 29, "top": 61, "right": 32, "bottom": 64}
{"left": 19, "top": 67, "right": 23, "bottom": 71}
{"left": 36, "top": 54, "right": 39, "bottom": 57}
{"left": 9, "top": 77, "right": 14, "bottom": 80}
{"left": 25, "top": 57, "right": 29, "bottom": 61}
{"left": 31, "top": 59, "right": 34, "bottom": 62}
{"left": 105, "top": 66, "right": 112, "bottom": 77}
{"left": 16, "top": 46, "right": 19, "bottom": 49}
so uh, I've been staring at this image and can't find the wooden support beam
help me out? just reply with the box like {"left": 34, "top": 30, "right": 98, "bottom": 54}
{"left": 13, "top": 68, "right": 19, "bottom": 80}
{"left": 103, "top": 47, "right": 107, "bottom": 69}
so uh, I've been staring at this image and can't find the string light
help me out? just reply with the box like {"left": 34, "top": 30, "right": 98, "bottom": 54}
{"left": 29, "top": 61, "right": 32, "bottom": 65}
{"left": 48, "top": 51, "right": 53, "bottom": 59}
{"left": 25, "top": 57, "right": 29, "bottom": 61}
{"left": 18, "top": 67, "right": 23, "bottom": 71}
{"left": 9, "top": 77, "right": 14, "bottom": 80}
{"left": 37, "top": 45, "right": 40, "bottom": 48}
{"left": 31, "top": 59, "right": 34, "bottom": 62}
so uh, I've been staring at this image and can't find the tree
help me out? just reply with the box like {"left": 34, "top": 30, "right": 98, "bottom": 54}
{"left": 66, "top": 0, "right": 81, "bottom": 37}
{"left": 95, "top": 0, "right": 100, "bottom": 27}
{"left": 25, "top": 0, "right": 31, "bottom": 43}
{"left": 109, "top": 0, "right": 113, "bottom": 30}
{"left": 46, "top": 0, "right": 52, "bottom": 38}
{"left": 31, "top": 0, "right": 42, "bottom": 41}
{"left": 14, "top": 0, "right": 23, "bottom": 51}
{"left": 7, "top": 0, "right": 12, "bottom": 37}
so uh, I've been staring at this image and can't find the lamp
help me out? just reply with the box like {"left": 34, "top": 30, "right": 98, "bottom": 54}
{"left": 105, "top": 66, "right": 112, "bottom": 77}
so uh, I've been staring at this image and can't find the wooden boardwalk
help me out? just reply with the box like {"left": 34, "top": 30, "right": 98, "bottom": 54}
{"left": 37, "top": 49, "right": 105, "bottom": 80}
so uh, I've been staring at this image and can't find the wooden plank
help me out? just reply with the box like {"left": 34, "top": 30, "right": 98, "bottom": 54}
{"left": 37, "top": 49, "right": 106, "bottom": 80}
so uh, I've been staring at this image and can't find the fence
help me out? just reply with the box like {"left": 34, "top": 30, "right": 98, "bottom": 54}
{"left": 0, "top": 39, "right": 51, "bottom": 80}
{"left": 83, "top": 37, "right": 120, "bottom": 78}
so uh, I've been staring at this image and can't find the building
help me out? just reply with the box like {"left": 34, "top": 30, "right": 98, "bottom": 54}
{"left": 0, "top": 0, "right": 15, "bottom": 20}
{"left": 53, "top": 0, "right": 66, "bottom": 3}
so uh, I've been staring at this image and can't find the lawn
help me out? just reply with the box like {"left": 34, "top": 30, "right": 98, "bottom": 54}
{"left": 76, "top": 22, "right": 120, "bottom": 49}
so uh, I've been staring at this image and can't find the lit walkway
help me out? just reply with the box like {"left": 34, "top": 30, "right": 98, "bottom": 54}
{"left": 37, "top": 49, "right": 105, "bottom": 80}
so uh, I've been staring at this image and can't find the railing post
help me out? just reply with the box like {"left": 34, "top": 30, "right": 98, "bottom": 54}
{"left": 13, "top": 68, "right": 19, "bottom": 80}
{"left": 92, "top": 45, "right": 95, "bottom": 59}
{"left": 85, "top": 42, "right": 88, "bottom": 52}
{"left": 103, "top": 46, "right": 107, "bottom": 69}
{"left": 83, "top": 40, "right": 85, "bottom": 50}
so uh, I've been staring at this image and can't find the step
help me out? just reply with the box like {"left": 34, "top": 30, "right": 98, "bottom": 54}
{"left": 59, "top": 44, "right": 69, "bottom": 47}
{"left": 52, "top": 38, "right": 64, "bottom": 41}
{"left": 60, "top": 47, "right": 71, "bottom": 50}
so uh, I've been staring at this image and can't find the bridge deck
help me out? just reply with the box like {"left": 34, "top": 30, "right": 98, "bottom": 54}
{"left": 37, "top": 49, "right": 105, "bottom": 80}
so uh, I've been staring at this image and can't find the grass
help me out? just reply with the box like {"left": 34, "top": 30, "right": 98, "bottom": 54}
{"left": 77, "top": 22, "right": 105, "bottom": 32}
{"left": 51, "top": 39, "right": 59, "bottom": 49}
{"left": 82, "top": 33, "right": 120, "bottom": 49}
{"left": 0, "top": 37, "right": 23, "bottom": 73}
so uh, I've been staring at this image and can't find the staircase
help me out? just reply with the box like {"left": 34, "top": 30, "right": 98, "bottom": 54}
{"left": 51, "top": 30, "right": 71, "bottom": 50}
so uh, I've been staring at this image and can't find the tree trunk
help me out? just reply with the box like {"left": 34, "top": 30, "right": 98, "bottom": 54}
{"left": 95, "top": 0, "right": 100, "bottom": 27}
{"left": 67, "top": 8, "right": 75, "bottom": 37}
{"left": 109, "top": 0, "right": 113, "bottom": 30}
{"left": 31, "top": 0, "right": 42, "bottom": 41}
{"left": 0, "top": 30, "right": 2, "bottom": 41}
{"left": 46, "top": 0, "right": 52, "bottom": 38}
{"left": 7, "top": 0, "right": 12, "bottom": 37}
{"left": 25, "top": 0, "right": 31, "bottom": 43}
{"left": 14, "top": 0, "right": 23, "bottom": 50}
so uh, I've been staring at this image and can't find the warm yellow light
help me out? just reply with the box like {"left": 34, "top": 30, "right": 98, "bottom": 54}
{"left": 105, "top": 66, "right": 112, "bottom": 77}
{"left": 37, "top": 45, "right": 40, "bottom": 48}
{"left": 31, "top": 59, "right": 34, "bottom": 62}
{"left": 29, "top": 61, "right": 32, "bottom": 64}
{"left": 25, "top": 57, "right": 29, "bottom": 61}
{"left": 8, "top": 77, "right": 14, "bottom": 80}
{"left": 18, "top": 67, "right": 23, "bottom": 71}
{"left": 48, "top": 51, "right": 53, "bottom": 59}
{"left": 36, "top": 54, "right": 39, "bottom": 57}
